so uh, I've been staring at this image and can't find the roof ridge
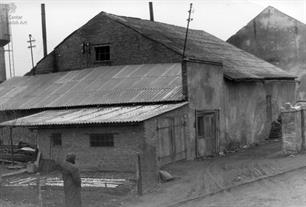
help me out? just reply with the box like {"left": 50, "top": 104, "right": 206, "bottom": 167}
{"left": 104, "top": 12, "right": 223, "bottom": 64}
{"left": 103, "top": 12, "right": 184, "bottom": 59}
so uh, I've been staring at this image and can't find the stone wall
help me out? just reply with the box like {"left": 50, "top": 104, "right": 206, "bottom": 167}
{"left": 281, "top": 107, "right": 306, "bottom": 154}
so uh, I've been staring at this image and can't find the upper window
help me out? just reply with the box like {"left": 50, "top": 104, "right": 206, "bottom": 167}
{"left": 94, "top": 45, "right": 110, "bottom": 62}
{"left": 90, "top": 133, "right": 114, "bottom": 147}
{"left": 51, "top": 133, "right": 62, "bottom": 146}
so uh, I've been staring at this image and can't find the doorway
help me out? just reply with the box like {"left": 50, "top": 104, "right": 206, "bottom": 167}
{"left": 196, "top": 110, "right": 219, "bottom": 157}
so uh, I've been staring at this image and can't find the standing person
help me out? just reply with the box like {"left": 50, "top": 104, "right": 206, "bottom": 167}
{"left": 57, "top": 153, "right": 82, "bottom": 207}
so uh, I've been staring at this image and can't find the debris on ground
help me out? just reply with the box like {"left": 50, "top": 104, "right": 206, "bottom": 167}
{"left": 218, "top": 151, "right": 225, "bottom": 156}
{"left": 159, "top": 170, "right": 174, "bottom": 182}
{"left": 289, "top": 154, "right": 296, "bottom": 158}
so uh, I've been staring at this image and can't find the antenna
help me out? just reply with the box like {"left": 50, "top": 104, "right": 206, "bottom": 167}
{"left": 27, "top": 34, "right": 36, "bottom": 69}
{"left": 182, "top": 3, "right": 193, "bottom": 61}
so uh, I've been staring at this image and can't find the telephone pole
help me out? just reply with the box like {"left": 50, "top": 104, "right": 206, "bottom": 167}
{"left": 27, "top": 34, "right": 36, "bottom": 68}
{"left": 182, "top": 3, "right": 193, "bottom": 60}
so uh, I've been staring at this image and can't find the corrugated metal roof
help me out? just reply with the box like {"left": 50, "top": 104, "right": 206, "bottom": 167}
{"left": 0, "top": 63, "right": 183, "bottom": 110}
{"left": 0, "top": 103, "right": 188, "bottom": 126}
{"left": 103, "top": 12, "right": 296, "bottom": 80}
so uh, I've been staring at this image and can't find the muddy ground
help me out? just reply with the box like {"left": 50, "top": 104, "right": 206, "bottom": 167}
{"left": 183, "top": 168, "right": 306, "bottom": 207}
{"left": 124, "top": 140, "right": 306, "bottom": 207}
{"left": 0, "top": 171, "right": 135, "bottom": 207}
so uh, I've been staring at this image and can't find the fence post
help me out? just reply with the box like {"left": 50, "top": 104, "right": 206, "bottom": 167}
{"left": 301, "top": 109, "right": 305, "bottom": 151}
{"left": 136, "top": 152, "right": 142, "bottom": 196}
{"left": 37, "top": 172, "right": 43, "bottom": 207}
{"left": 9, "top": 127, "right": 14, "bottom": 165}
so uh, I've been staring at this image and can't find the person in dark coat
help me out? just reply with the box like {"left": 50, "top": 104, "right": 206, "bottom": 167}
{"left": 57, "top": 153, "right": 82, "bottom": 207}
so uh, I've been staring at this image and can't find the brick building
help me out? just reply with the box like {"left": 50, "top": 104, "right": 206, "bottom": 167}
{"left": 0, "top": 11, "right": 296, "bottom": 177}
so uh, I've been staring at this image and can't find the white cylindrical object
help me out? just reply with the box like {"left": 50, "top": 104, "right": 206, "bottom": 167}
{"left": 0, "top": 4, "right": 9, "bottom": 47}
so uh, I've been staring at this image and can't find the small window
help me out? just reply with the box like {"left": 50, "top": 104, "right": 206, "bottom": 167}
{"left": 94, "top": 45, "right": 110, "bottom": 62}
{"left": 51, "top": 133, "right": 62, "bottom": 146}
{"left": 197, "top": 116, "right": 204, "bottom": 137}
{"left": 90, "top": 134, "right": 114, "bottom": 147}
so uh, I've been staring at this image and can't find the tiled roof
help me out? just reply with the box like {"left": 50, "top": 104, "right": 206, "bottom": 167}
{"left": 0, "top": 103, "right": 187, "bottom": 126}
{"left": 0, "top": 63, "right": 183, "bottom": 110}
{"left": 103, "top": 12, "right": 295, "bottom": 80}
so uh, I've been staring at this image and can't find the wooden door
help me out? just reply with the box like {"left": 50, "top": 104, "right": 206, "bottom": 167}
{"left": 158, "top": 118, "right": 175, "bottom": 165}
{"left": 196, "top": 111, "right": 218, "bottom": 157}
{"left": 157, "top": 117, "right": 187, "bottom": 166}
{"left": 49, "top": 133, "right": 63, "bottom": 160}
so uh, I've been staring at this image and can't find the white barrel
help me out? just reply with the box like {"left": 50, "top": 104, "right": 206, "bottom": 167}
{"left": 0, "top": 4, "right": 9, "bottom": 47}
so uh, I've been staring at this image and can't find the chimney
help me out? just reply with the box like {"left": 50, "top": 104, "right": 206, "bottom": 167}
{"left": 149, "top": 2, "right": 154, "bottom": 21}
{"left": 41, "top": 3, "right": 47, "bottom": 57}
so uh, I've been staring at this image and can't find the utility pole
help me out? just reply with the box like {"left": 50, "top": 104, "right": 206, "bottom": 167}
{"left": 27, "top": 34, "right": 36, "bottom": 68}
{"left": 182, "top": 3, "right": 193, "bottom": 60}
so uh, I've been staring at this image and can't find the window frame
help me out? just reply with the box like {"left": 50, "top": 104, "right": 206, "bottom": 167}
{"left": 93, "top": 44, "right": 111, "bottom": 62}
{"left": 89, "top": 133, "right": 114, "bottom": 147}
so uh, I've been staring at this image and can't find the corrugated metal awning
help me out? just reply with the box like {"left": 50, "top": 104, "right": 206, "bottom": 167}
{"left": 0, "top": 103, "right": 188, "bottom": 127}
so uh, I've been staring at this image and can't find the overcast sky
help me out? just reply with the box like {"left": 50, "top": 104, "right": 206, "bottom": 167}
{"left": 0, "top": 0, "right": 305, "bottom": 77}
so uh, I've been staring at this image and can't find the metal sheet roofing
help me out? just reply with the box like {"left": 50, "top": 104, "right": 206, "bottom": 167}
{"left": 103, "top": 12, "right": 295, "bottom": 80}
{"left": 0, "top": 103, "right": 188, "bottom": 126}
{"left": 0, "top": 63, "right": 183, "bottom": 110}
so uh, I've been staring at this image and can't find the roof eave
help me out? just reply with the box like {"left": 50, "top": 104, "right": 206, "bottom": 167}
{"left": 224, "top": 75, "right": 296, "bottom": 82}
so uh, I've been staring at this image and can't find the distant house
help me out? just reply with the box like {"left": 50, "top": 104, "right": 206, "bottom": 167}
{"left": 227, "top": 6, "right": 306, "bottom": 100}
{"left": 0, "top": 12, "right": 296, "bottom": 175}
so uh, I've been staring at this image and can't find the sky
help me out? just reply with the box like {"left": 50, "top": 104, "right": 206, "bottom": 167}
{"left": 0, "top": 0, "right": 305, "bottom": 77}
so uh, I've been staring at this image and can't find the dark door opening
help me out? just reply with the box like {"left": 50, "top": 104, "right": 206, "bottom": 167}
{"left": 196, "top": 110, "right": 219, "bottom": 157}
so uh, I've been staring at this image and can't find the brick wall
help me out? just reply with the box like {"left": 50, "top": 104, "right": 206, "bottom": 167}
{"left": 281, "top": 108, "right": 305, "bottom": 154}
{"left": 37, "top": 125, "right": 144, "bottom": 172}
{"left": 33, "top": 14, "right": 181, "bottom": 74}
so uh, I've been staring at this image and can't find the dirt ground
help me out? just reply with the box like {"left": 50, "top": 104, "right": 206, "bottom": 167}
{"left": 183, "top": 168, "right": 306, "bottom": 207}
{"left": 2, "top": 140, "right": 306, "bottom": 207}
{"left": 124, "top": 140, "right": 306, "bottom": 207}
